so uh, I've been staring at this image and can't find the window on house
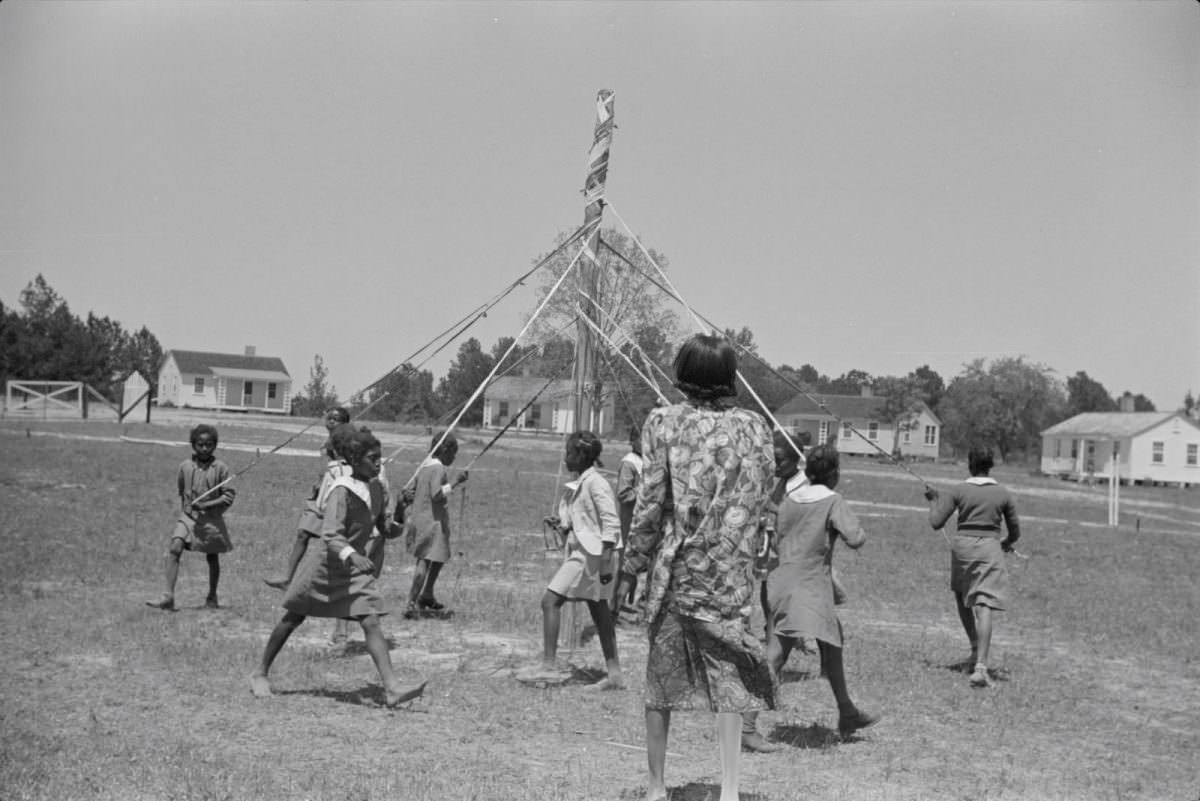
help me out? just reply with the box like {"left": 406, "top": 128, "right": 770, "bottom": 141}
{"left": 1152, "top": 442, "right": 1164, "bottom": 464}
{"left": 1187, "top": 443, "right": 1198, "bottom": 466}
{"left": 1070, "top": 440, "right": 1078, "bottom": 459}
{"left": 924, "top": 426, "right": 937, "bottom": 446}
{"left": 243, "top": 381, "right": 253, "bottom": 399}
{"left": 1054, "top": 439, "right": 1062, "bottom": 458}
{"left": 902, "top": 429, "right": 911, "bottom": 444}
{"left": 193, "top": 377, "right": 204, "bottom": 394}
{"left": 498, "top": 401, "right": 509, "bottom": 418}
{"left": 268, "top": 383, "right": 277, "bottom": 399}
{"left": 867, "top": 422, "right": 879, "bottom": 441}
{"left": 529, "top": 403, "right": 542, "bottom": 427}
{"left": 841, "top": 422, "right": 852, "bottom": 440}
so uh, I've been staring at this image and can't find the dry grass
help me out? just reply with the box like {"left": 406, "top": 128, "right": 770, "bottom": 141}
{"left": 0, "top": 420, "right": 1197, "bottom": 801}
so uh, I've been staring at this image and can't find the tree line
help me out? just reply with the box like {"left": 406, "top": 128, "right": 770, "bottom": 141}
{"left": 4, "top": 263, "right": 1181, "bottom": 463}
{"left": 0, "top": 276, "right": 163, "bottom": 399}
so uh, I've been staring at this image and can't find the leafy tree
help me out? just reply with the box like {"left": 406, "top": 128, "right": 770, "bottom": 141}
{"left": 1066, "top": 371, "right": 1117, "bottom": 415}
{"left": 0, "top": 275, "right": 163, "bottom": 399}
{"left": 362, "top": 363, "right": 438, "bottom": 423}
{"left": 603, "top": 322, "right": 677, "bottom": 430}
{"left": 526, "top": 228, "right": 681, "bottom": 430}
{"left": 825, "top": 369, "right": 873, "bottom": 396}
{"left": 871, "top": 375, "right": 928, "bottom": 458}
{"left": 436, "top": 338, "right": 493, "bottom": 426}
{"left": 291, "top": 354, "right": 338, "bottom": 417}
{"left": 1130, "top": 393, "right": 1155, "bottom": 412}
{"left": 909, "top": 364, "right": 945, "bottom": 413}
{"left": 938, "top": 356, "right": 1066, "bottom": 462}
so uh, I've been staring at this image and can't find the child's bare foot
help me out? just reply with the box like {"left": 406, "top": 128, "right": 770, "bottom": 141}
{"left": 249, "top": 674, "right": 272, "bottom": 698}
{"left": 582, "top": 675, "right": 625, "bottom": 692}
{"left": 145, "top": 597, "right": 176, "bottom": 611}
{"left": 385, "top": 680, "right": 427, "bottom": 707}
{"left": 263, "top": 577, "right": 289, "bottom": 591}
{"left": 645, "top": 787, "right": 668, "bottom": 801}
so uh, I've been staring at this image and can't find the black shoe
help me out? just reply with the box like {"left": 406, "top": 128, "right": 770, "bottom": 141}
{"left": 741, "top": 732, "right": 781, "bottom": 753}
{"left": 838, "top": 707, "right": 880, "bottom": 738}
{"left": 205, "top": 595, "right": 219, "bottom": 609}
{"left": 417, "top": 596, "right": 445, "bottom": 611}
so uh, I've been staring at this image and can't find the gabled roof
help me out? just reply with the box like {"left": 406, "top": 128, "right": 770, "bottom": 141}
{"left": 486, "top": 375, "right": 576, "bottom": 402}
{"left": 774, "top": 392, "right": 939, "bottom": 425}
{"left": 1041, "top": 411, "right": 1196, "bottom": 438}
{"left": 163, "top": 350, "right": 290, "bottom": 378}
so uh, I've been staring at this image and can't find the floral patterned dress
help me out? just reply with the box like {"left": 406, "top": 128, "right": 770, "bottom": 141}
{"left": 624, "top": 400, "right": 777, "bottom": 713}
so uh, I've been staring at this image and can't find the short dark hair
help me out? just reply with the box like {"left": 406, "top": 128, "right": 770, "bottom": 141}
{"left": 968, "top": 446, "right": 994, "bottom": 476}
{"left": 804, "top": 445, "right": 840, "bottom": 488}
{"left": 190, "top": 424, "right": 218, "bottom": 445}
{"left": 566, "top": 430, "right": 603, "bottom": 470}
{"left": 340, "top": 426, "right": 381, "bottom": 463}
{"left": 325, "top": 407, "right": 351, "bottom": 424}
{"left": 673, "top": 334, "right": 737, "bottom": 401}
{"left": 773, "top": 429, "right": 806, "bottom": 460}
{"left": 431, "top": 431, "right": 458, "bottom": 458}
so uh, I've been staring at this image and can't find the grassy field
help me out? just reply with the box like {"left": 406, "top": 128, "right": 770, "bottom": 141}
{"left": 1, "top": 419, "right": 1197, "bottom": 801}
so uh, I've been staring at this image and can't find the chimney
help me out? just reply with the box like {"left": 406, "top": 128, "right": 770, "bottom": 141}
{"left": 244, "top": 346, "right": 256, "bottom": 357}
{"left": 1119, "top": 392, "right": 1134, "bottom": 413}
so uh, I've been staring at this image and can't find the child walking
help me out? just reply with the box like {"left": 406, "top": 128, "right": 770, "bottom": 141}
{"left": 249, "top": 427, "right": 425, "bottom": 706}
{"left": 924, "top": 445, "right": 1021, "bottom": 688}
{"left": 147, "top": 424, "right": 235, "bottom": 611}
{"left": 744, "top": 443, "right": 878, "bottom": 748}
{"left": 402, "top": 432, "right": 468, "bottom": 619}
{"left": 517, "top": 431, "right": 623, "bottom": 690}
{"left": 264, "top": 407, "right": 352, "bottom": 591}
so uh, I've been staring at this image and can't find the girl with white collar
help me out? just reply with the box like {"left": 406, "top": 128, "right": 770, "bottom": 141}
{"left": 762, "top": 444, "right": 878, "bottom": 740}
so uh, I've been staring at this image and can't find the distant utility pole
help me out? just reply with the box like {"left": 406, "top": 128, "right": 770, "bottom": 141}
{"left": 573, "top": 89, "right": 615, "bottom": 435}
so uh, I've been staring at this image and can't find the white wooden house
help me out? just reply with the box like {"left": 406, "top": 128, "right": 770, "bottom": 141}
{"left": 482, "top": 375, "right": 616, "bottom": 435}
{"left": 157, "top": 347, "right": 292, "bottom": 415}
{"left": 773, "top": 389, "right": 941, "bottom": 458}
{"left": 1040, "top": 411, "right": 1200, "bottom": 487}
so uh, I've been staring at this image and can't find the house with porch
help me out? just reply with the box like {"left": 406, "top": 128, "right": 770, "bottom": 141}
{"left": 482, "top": 375, "right": 616, "bottom": 435}
{"left": 773, "top": 389, "right": 941, "bottom": 458}
{"left": 1040, "top": 410, "right": 1200, "bottom": 487}
{"left": 157, "top": 347, "right": 292, "bottom": 414}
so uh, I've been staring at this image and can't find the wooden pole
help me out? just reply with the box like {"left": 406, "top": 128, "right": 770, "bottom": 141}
{"left": 574, "top": 89, "right": 615, "bottom": 435}
{"left": 562, "top": 90, "right": 615, "bottom": 652}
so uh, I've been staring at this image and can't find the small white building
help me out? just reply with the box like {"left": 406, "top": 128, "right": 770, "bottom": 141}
{"left": 1040, "top": 411, "right": 1200, "bottom": 487}
{"left": 157, "top": 347, "right": 292, "bottom": 415}
{"left": 482, "top": 375, "right": 616, "bottom": 435}
{"left": 773, "top": 389, "right": 941, "bottom": 458}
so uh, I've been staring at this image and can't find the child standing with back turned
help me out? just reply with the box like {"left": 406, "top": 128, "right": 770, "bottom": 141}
{"left": 924, "top": 445, "right": 1021, "bottom": 688}
{"left": 147, "top": 424, "right": 235, "bottom": 611}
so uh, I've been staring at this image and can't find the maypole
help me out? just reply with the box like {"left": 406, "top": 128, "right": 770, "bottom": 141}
{"left": 574, "top": 89, "right": 615, "bottom": 434}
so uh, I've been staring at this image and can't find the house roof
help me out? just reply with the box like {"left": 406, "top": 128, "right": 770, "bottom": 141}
{"left": 774, "top": 392, "right": 939, "bottom": 424}
{"left": 210, "top": 366, "right": 292, "bottom": 382}
{"left": 1041, "top": 411, "right": 1195, "bottom": 438}
{"left": 486, "top": 375, "right": 577, "bottom": 402}
{"left": 163, "top": 350, "right": 291, "bottom": 378}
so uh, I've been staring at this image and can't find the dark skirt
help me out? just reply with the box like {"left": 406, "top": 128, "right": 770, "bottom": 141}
{"left": 950, "top": 536, "right": 1008, "bottom": 610}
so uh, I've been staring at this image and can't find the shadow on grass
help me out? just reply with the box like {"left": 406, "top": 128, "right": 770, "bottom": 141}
{"left": 768, "top": 721, "right": 839, "bottom": 749}
{"left": 618, "top": 783, "right": 768, "bottom": 801}
{"left": 778, "top": 666, "right": 818, "bottom": 683}
{"left": 926, "top": 657, "right": 1012, "bottom": 683}
{"left": 278, "top": 684, "right": 428, "bottom": 710}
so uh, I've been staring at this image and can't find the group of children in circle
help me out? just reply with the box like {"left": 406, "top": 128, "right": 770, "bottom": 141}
{"left": 147, "top": 403, "right": 1021, "bottom": 726}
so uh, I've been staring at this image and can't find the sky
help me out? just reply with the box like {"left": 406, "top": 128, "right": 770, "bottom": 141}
{"left": 2, "top": 1, "right": 1197, "bottom": 411}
